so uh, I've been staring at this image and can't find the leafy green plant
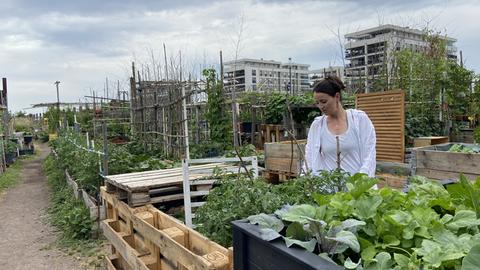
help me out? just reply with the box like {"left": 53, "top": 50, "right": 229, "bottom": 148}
{"left": 474, "top": 127, "right": 480, "bottom": 144}
{"left": 44, "top": 155, "right": 94, "bottom": 240}
{"left": 194, "top": 170, "right": 350, "bottom": 247}
{"left": 203, "top": 68, "right": 231, "bottom": 149}
{"left": 243, "top": 174, "right": 480, "bottom": 269}
{"left": 5, "top": 140, "right": 18, "bottom": 153}
{"left": 449, "top": 144, "right": 479, "bottom": 153}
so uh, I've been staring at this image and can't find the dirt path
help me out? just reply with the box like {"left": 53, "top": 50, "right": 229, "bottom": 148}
{"left": 0, "top": 143, "right": 85, "bottom": 269}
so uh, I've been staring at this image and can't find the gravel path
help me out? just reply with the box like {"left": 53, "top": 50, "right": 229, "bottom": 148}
{"left": 0, "top": 143, "right": 85, "bottom": 270}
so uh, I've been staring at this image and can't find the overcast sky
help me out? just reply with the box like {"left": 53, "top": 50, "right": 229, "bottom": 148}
{"left": 1, "top": 0, "right": 479, "bottom": 113}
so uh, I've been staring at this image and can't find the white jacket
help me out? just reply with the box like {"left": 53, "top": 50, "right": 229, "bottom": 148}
{"left": 304, "top": 109, "right": 376, "bottom": 177}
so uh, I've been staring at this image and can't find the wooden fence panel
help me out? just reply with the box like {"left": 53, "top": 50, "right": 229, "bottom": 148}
{"left": 356, "top": 90, "right": 405, "bottom": 163}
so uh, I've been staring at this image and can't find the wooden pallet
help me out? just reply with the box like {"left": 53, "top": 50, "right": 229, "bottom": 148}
{"left": 101, "top": 187, "right": 233, "bottom": 270}
{"left": 104, "top": 164, "right": 230, "bottom": 207}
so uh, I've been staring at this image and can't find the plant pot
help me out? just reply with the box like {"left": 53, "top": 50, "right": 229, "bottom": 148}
{"left": 23, "top": 135, "right": 33, "bottom": 144}
{"left": 5, "top": 152, "right": 16, "bottom": 165}
{"left": 232, "top": 220, "right": 342, "bottom": 270}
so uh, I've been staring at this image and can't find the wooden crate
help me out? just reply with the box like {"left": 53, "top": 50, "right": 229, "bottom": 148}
{"left": 101, "top": 187, "right": 233, "bottom": 270}
{"left": 264, "top": 140, "right": 306, "bottom": 177}
{"left": 413, "top": 136, "right": 449, "bottom": 147}
{"left": 415, "top": 143, "right": 480, "bottom": 181}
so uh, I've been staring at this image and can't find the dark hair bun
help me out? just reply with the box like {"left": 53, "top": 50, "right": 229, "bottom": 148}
{"left": 313, "top": 75, "right": 345, "bottom": 97}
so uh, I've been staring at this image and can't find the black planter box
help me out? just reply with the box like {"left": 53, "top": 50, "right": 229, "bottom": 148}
{"left": 19, "top": 149, "right": 34, "bottom": 155}
{"left": 5, "top": 153, "right": 16, "bottom": 165}
{"left": 232, "top": 220, "right": 342, "bottom": 270}
{"left": 23, "top": 135, "right": 33, "bottom": 144}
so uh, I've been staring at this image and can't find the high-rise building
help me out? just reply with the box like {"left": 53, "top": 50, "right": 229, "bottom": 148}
{"left": 309, "top": 66, "right": 345, "bottom": 86}
{"left": 344, "top": 24, "right": 457, "bottom": 92}
{"left": 224, "top": 58, "right": 310, "bottom": 93}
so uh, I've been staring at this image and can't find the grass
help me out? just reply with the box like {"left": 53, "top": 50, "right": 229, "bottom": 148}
{"left": 0, "top": 147, "right": 39, "bottom": 192}
{"left": 0, "top": 159, "right": 24, "bottom": 191}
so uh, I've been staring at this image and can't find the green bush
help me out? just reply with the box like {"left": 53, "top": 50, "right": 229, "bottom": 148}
{"left": 474, "top": 126, "right": 480, "bottom": 144}
{"left": 44, "top": 155, "right": 94, "bottom": 240}
{"left": 194, "top": 170, "right": 349, "bottom": 247}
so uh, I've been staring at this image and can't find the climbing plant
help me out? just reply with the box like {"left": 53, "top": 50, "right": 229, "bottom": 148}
{"left": 203, "top": 68, "right": 231, "bottom": 148}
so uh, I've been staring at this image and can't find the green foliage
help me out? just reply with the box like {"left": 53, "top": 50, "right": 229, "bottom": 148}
{"left": 448, "top": 144, "right": 480, "bottom": 154}
{"left": 474, "top": 127, "right": 480, "bottom": 144}
{"left": 372, "top": 31, "right": 479, "bottom": 139}
{"left": 194, "top": 170, "right": 350, "bottom": 247}
{"left": 51, "top": 131, "right": 176, "bottom": 196}
{"left": 203, "top": 68, "right": 231, "bottom": 149}
{"left": 44, "top": 155, "right": 94, "bottom": 240}
{"left": 242, "top": 174, "right": 480, "bottom": 269}
{"left": 5, "top": 140, "right": 18, "bottom": 153}
{"left": 189, "top": 141, "right": 225, "bottom": 159}
{"left": 14, "top": 116, "right": 34, "bottom": 133}
{"left": 264, "top": 92, "right": 316, "bottom": 125}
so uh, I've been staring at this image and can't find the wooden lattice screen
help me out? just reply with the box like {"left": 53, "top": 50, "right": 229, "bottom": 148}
{"left": 356, "top": 90, "right": 405, "bottom": 163}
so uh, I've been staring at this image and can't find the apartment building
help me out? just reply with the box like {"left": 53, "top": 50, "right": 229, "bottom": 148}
{"left": 309, "top": 66, "right": 345, "bottom": 86}
{"left": 223, "top": 58, "right": 310, "bottom": 93}
{"left": 344, "top": 24, "right": 457, "bottom": 92}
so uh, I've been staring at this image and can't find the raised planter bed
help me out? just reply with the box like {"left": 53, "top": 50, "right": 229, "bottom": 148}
{"left": 414, "top": 143, "right": 480, "bottom": 181}
{"left": 232, "top": 220, "right": 342, "bottom": 270}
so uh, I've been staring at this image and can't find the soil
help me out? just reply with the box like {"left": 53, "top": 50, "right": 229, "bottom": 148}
{"left": 0, "top": 143, "right": 87, "bottom": 269}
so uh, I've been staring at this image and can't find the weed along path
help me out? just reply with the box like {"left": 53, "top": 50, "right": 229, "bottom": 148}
{"left": 0, "top": 143, "right": 83, "bottom": 269}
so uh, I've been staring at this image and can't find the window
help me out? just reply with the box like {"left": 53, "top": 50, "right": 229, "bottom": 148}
{"left": 252, "top": 77, "right": 256, "bottom": 83}
{"left": 252, "top": 70, "right": 256, "bottom": 76}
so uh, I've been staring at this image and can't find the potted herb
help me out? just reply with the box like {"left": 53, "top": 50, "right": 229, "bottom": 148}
{"left": 4, "top": 140, "right": 18, "bottom": 164}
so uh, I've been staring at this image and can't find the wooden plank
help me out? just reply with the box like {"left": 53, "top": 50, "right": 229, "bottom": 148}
{"left": 128, "top": 212, "right": 215, "bottom": 270}
{"left": 264, "top": 142, "right": 306, "bottom": 159}
{"left": 415, "top": 168, "right": 479, "bottom": 181}
{"left": 265, "top": 157, "right": 301, "bottom": 174}
{"left": 416, "top": 150, "right": 480, "bottom": 175}
{"left": 106, "top": 163, "right": 225, "bottom": 180}
{"left": 101, "top": 220, "right": 151, "bottom": 270}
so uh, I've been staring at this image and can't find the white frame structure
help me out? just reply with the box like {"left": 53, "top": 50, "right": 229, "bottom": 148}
{"left": 182, "top": 156, "right": 258, "bottom": 228}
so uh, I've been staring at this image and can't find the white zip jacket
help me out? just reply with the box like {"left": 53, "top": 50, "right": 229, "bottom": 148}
{"left": 305, "top": 109, "right": 376, "bottom": 177}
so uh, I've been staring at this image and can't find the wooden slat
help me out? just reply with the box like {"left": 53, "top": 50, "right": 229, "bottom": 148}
{"left": 100, "top": 187, "right": 232, "bottom": 270}
{"left": 415, "top": 168, "right": 479, "bottom": 181}
{"left": 416, "top": 150, "right": 480, "bottom": 175}
{"left": 101, "top": 220, "right": 151, "bottom": 270}
{"left": 357, "top": 90, "right": 405, "bottom": 163}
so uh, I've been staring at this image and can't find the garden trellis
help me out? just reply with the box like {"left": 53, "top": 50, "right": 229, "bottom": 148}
{"left": 129, "top": 62, "right": 208, "bottom": 159}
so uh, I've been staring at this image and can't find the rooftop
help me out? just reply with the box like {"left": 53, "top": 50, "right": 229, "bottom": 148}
{"left": 345, "top": 24, "right": 456, "bottom": 42}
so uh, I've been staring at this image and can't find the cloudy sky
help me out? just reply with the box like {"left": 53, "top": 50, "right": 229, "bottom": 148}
{"left": 1, "top": 0, "right": 479, "bottom": 113}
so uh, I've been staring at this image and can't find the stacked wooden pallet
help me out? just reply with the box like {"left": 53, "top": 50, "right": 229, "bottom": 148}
{"left": 104, "top": 164, "right": 230, "bottom": 207}
{"left": 101, "top": 187, "right": 233, "bottom": 270}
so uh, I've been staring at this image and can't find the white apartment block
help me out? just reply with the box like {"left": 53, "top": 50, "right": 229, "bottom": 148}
{"left": 344, "top": 24, "right": 457, "bottom": 92}
{"left": 224, "top": 58, "right": 310, "bottom": 93}
{"left": 309, "top": 66, "right": 345, "bottom": 86}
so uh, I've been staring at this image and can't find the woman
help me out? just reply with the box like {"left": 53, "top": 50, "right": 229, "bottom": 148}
{"left": 305, "top": 76, "right": 376, "bottom": 177}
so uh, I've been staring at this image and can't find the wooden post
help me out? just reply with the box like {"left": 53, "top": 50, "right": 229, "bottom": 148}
{"left": 182, "top": 158, "right": 193, "bottom": 228}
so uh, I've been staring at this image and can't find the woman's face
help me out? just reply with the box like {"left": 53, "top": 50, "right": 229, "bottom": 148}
{"left": 314, "top": 92, "right": 340, "bottom": 116}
